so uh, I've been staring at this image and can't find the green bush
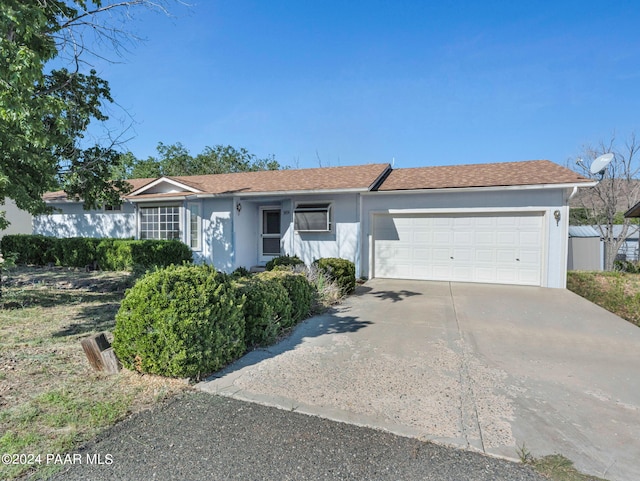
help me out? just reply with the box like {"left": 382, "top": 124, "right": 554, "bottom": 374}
{"left": 236, "top": 276, "right": 292, "bottom": 347}
{"left": 314, "top": 257, "right": 356, "bottom": 295}
{"left": 128, "top": 240, "right": 192, "bottom": 267}
{"left": 265, "top": 255, "right": 305, "bottom": 271}
{"left": 112, "top": 264, "right": 245, "bottom": 379}
{"left": 258, "top": 270, "right": 315, "bottom": 323}
{"left": 96, "top": 239, "right": 130, "bottom": 270}
{"left": 54, "top": 237, "right": 102, "bottom": 268}
{"left": 1, "top": 235, "right": 192, "bottom": 270}
{"left": 614, "top": 260, "right": 640, "bottom": 273}
{"left": 0, "top": 234, "right": 57, "bottom": 265}
{"left": 231, "top": 266, "right": 251, "bottom": 278}
{"left": 97, "top": 239, "right": 192, "bottom": 270}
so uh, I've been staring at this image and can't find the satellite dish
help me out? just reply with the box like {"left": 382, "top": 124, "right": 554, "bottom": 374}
{"left": 590, "top": 153, "right": 614, "bottom": 175}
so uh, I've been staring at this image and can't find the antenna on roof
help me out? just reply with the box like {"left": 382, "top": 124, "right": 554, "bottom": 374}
{"left": 590, "top": 153, "right": 614, "bottom": 180}
{"left": 391, "top": 157, "right": 395, "bottom": 167}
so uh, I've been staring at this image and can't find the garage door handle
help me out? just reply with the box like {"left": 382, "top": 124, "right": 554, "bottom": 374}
{"left": 516, "top": 258, "right": 520, "bottom": 261}
{"left": 450, "top": 256, "right": 454, "bottom": 259}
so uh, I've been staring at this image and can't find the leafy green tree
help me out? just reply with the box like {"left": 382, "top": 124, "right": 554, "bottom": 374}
{"left": 0, "top": 0, "right": 169, "bottom": 228}
{"left": 128, "top": 143, "right": 285, "bottom": 178}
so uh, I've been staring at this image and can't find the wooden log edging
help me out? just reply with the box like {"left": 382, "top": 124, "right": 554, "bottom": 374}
{"left": 81, "top": 332, "right": 120, "bottom": 374}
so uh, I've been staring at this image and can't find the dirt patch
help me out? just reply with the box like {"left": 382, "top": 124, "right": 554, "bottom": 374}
{"left": 3, "top": 266, "right": 134, "bottom": 294}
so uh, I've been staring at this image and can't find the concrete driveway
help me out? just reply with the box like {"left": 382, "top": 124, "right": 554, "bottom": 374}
{"left": 198, "top": 279, "right": 640, "bottom": 481}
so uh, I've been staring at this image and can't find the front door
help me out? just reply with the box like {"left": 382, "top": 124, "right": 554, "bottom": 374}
{"left": 260, "top": 208, "right": 281, "bottom": 261}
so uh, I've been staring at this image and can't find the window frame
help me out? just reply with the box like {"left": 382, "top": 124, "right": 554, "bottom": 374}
{"left": 294, "top": 202, "right": 333, "bottom": 233}
{"left": 138, "top": 204, "right": 182, "bottom": 241}
{"left": 103, "top": 203, "right": 122, "bottom": 212}
{"left": 187, "top": 202, "right": 202, "bottom": 251}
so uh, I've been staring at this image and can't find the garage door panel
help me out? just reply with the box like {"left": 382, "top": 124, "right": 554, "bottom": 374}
{"left": 475, "top": 232, "right": 495, "bottom": 245}
{"left": 453, "top": 248, "right": 473, "bottom": 262}
{"left": 475, "top": 249, "right": 495, "bottom": 262}
{"left": 374, "top": 213, "right": 543, "bottom": 286}
{"left": 496, "top": 231, "right": 517, "bottom": 244}
{"left": 432, "top": 248, "right": 451, "bottom": 261}
{"left": 453, "top": 231, "right": 473, "bottom": 245}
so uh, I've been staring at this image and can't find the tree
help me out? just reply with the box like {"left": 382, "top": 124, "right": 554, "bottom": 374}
{"left": 570, "top": 133, "right": 640, "bottom": 270}
{"left": 0, "top": 1, "right": 171, "bottom": 229}
{"left": 128, "top": 143, "right": 285, "bottom": 178}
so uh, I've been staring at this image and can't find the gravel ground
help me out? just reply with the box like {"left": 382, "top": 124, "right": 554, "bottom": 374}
{"left": 45, "top": 392, "right": 545, "bottom": 481}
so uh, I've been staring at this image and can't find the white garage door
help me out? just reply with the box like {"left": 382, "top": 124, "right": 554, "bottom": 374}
{"left": 373, "top": 212, "right": 544, "bottom": 286}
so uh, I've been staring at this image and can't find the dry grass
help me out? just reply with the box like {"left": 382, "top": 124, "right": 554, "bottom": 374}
{"left": 0, "top": 267, "right": 189, "bottom": 480}
{"left": 567, "top": 271, "right": 640, "bottom": 327}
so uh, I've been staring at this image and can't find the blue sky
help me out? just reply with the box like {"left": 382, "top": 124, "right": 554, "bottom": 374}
{"left": 89, "top": 0, "right": 640, "bottom": 169}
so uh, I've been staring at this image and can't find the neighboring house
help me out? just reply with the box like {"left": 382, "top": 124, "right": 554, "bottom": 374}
{"left": 624, "top": 202, "right": 640, "bottom": 260}
{"left": 607, "top": 224, "right": 640, "bottom": 262}
{"left": 1, "top": 198, "right": 33, "bottom": 238}
{"left": 34, "top": 160, "right": 594, "bottom": 288}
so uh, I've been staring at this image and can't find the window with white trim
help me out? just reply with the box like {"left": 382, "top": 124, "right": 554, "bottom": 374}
{"left": 140, "top": 205, "right": 180, "bottom": 240}
{"left": 187, "top": 203, "right": 201, "bottom": 250}
{"left": 294, "top": 202, "right": 332, "bottom": 232}
{"left": 103, "top": 203, "right": 122, "bottom": 212}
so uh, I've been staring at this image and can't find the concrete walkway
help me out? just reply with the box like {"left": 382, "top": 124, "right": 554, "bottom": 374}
{"left": 198, "top": 279, "right": 640, "bottom": 481}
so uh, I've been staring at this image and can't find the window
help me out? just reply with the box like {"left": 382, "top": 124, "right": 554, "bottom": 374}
{"left": 140, "top": 206, "right": 180, "bottom": 240}
{"left": 294, "top": 202, "right": 332, "bottom": 232}
{"left": 104, "top": 203, "right": 122, "bottom": 212}
{"left": 187, "top": 203, "right": 201, "bottom": 250}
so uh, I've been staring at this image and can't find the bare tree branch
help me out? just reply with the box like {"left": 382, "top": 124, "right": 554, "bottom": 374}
{"left": 569, "top": 132, "right": 640, "bottom": 270}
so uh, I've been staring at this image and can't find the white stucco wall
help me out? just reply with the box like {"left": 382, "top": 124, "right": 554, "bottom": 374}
{"left": 33, "top": 202, "right": 136, "bottom": 238}
{"left": 361, "top": 188, "right": 570, "bottom": 288}
{"left": 282, "top": 194, "right": 360, "bottom": 267}
{"left": 200, "top": 198, "right": 234, "bottom": 272}
{"left": 1, "top": 198, "right": 33, "bottom": 237}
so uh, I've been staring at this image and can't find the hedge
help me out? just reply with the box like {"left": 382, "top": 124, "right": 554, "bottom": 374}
{"left": 113, "top": 265, "right": 245, "bottom": 379}
{"left": 236, "top": 276, "right": 293, "bottom": 347}
{"left": 257, "top": 270, "right": 315, "bottom": 323}
{"left": 313, "top": 257, "right": 356, "bottom": 295}
{"left": 265, "top": 255, "right": 305, "bottom": 271}
{"left": 0, "top": 234, "right": 57, "bottom": 265}
{"left": 0, "top": 235, "right": 192, "bottom": 270}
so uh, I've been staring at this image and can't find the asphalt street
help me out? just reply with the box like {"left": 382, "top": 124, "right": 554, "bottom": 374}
{"left": 45, "top": 392, "right": 545, "bottom": 481}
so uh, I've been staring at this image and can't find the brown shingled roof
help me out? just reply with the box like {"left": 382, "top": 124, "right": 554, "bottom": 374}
{"left": 42, "top": 178, "right": 156, "bottom": 202}
{"left": 128, "top": 163, "right": 390, "bottom": 197}
{"left": 377, "top": 160, "right": 591, "bottom": 191}
{"left": 42, "top": 160, "right": 591, "bottom": 202}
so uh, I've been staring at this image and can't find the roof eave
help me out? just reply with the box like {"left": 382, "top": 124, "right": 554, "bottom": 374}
{"left": 624, "top": 202, "right": 640, "bottom": 218}
{"left": 184, "top": 187, "right": 371, "bottom": 199}
{"left": 363, "top": 181, "right": 597, "bottom": 195}
{"left": 126, "top": 195, "right": 190, "bottom": 203}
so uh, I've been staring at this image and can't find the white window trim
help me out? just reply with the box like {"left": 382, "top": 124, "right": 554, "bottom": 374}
{"left": 137, "top": 203, "right": 182, "bottom": 241}
{"left": 103, "top": 203, "right": 122, "bottom": 212}
{"left": 294, "top": 201, "right": 333, "bottom": 233}
{"left": 187, "top": 202, "right": 202, "bottom": 251}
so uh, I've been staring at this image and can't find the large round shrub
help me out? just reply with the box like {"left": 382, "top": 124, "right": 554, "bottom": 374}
{"left": 314, "top": 257, "right": 356, "bottom": 295}
{"left": 113, "top": 264, "right": 245, "bottom": 379}
{"left": 258, "top": 270, "right": 314, "bottom": 323}
{"left": 265, "top": 255, "right": 305, "bottom": 271}
{"left": 236, "top": 276, "right": 292, "bottom": 347}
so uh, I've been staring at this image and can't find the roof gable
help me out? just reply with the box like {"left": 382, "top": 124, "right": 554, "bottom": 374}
{"left": 129, "top": 177, "right": 202, "bottom": 196}
{"left": 377, "top": 160, "right": 592, "bottom": 191}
